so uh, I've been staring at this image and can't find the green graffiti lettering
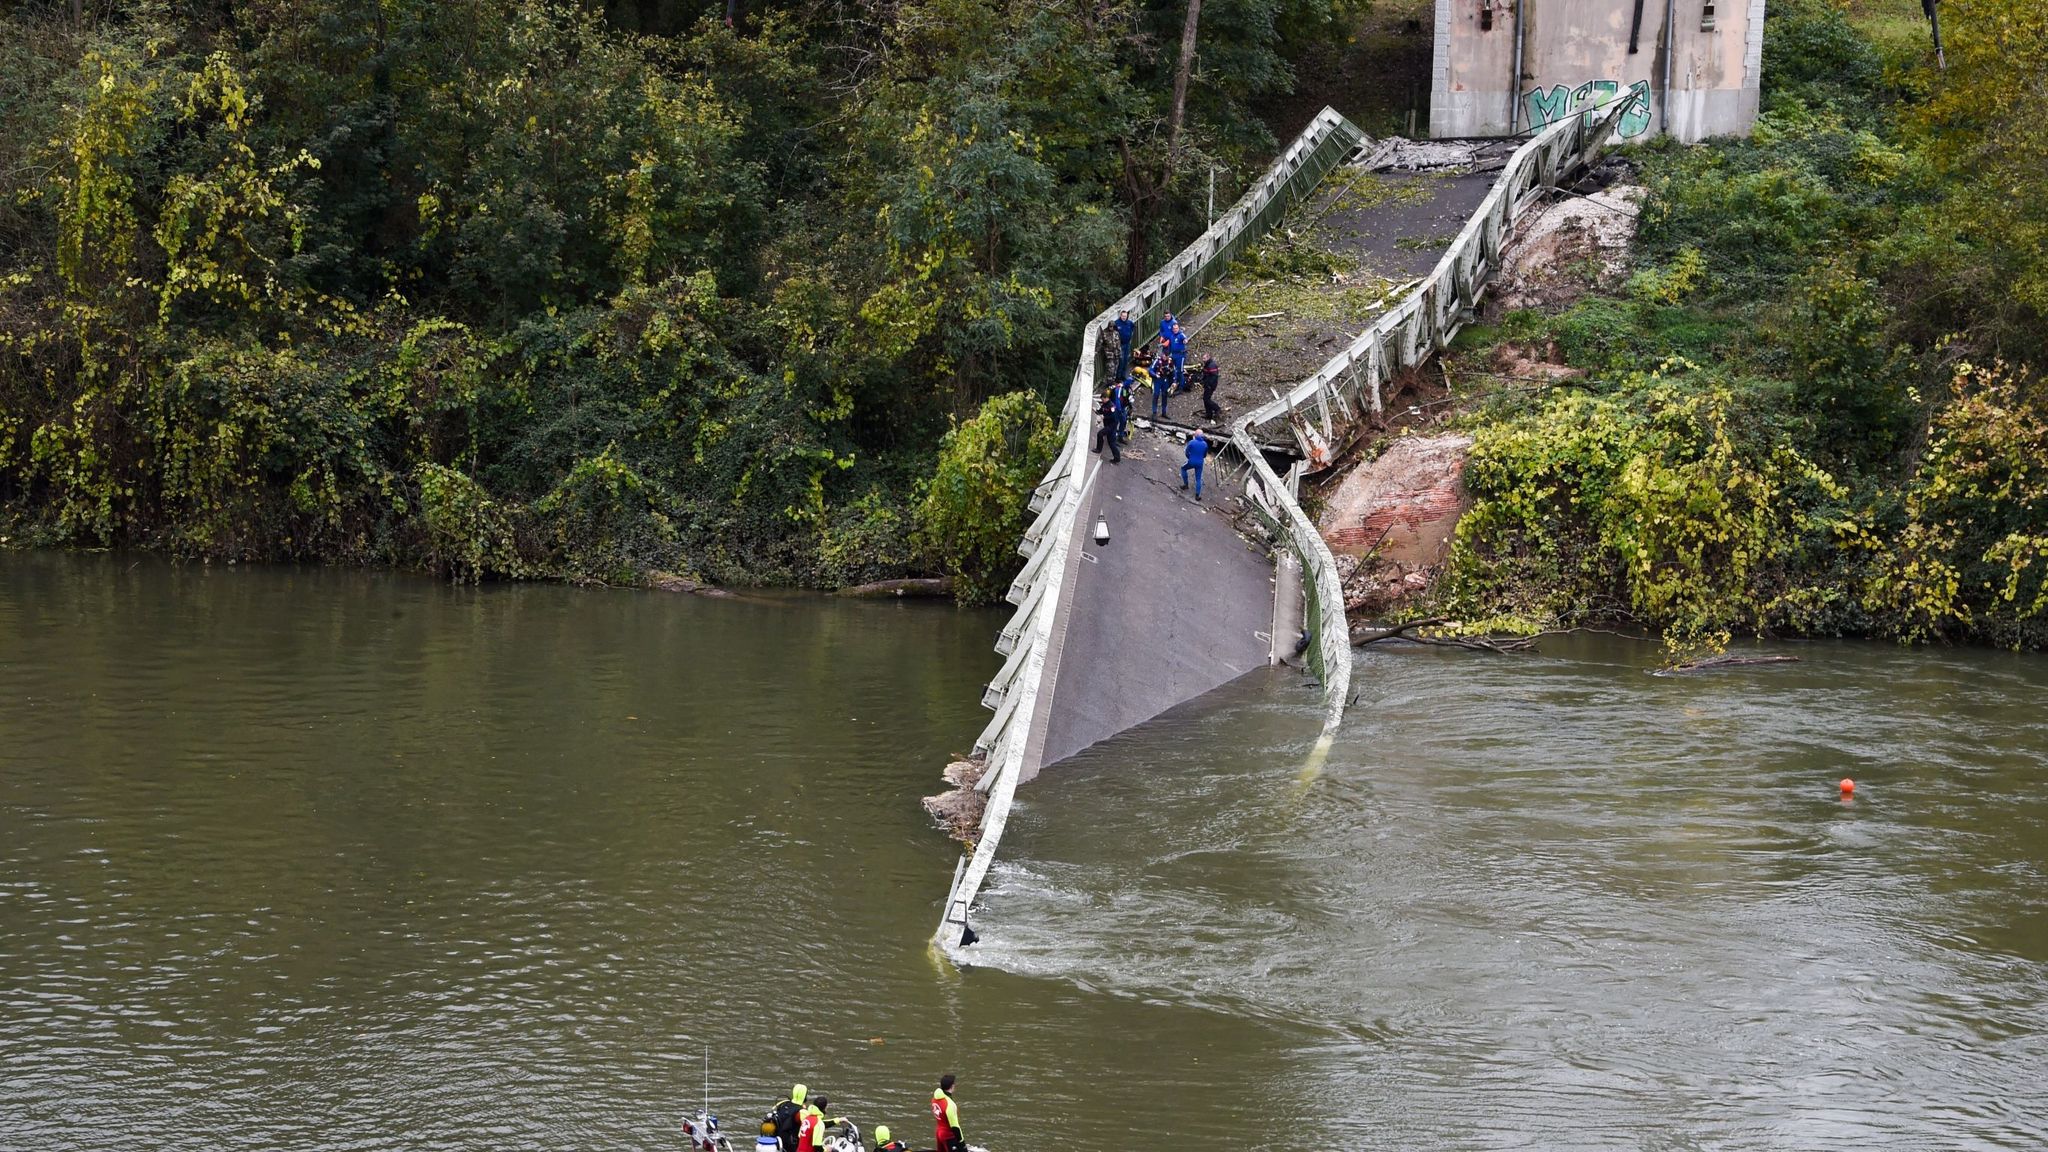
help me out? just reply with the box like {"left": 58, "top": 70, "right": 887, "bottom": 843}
{"left": 1524, "top": 85, "right": 1574, "bottom": 129}
{"left": 1523, "top": 78, "right": 1656, "bottom": 138}
{"left": 1619, "top": 80, "right": 1654, "bottom": 138}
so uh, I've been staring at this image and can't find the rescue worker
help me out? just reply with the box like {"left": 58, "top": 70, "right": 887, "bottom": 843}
{"left": 1180, "top": 428, "right": 1209, "bottom": 500}
{"left": 1167, "top": 321, "right": 1189, "bottom": 392}
{"left": 1093, "top": 388, "right": 1122, "bottom": 463}
{"left": 1150, "top": 355, "right": 1172, "bottom": 419}
{"left": 1112, "top": 308, "right": 1136, "bottom": 377}
{"left": 873, "top": 1124, "right": 909, "bottom": 1152}
{"left": 931, "top": 1074, "right": 965, "bottom": 1152}
{"left": 1148, "top": 345, "right": 1173, "bottom": 399}
{"left": 1198, "top": 354, "right": 1222, "bottom": 421}
{"left": 797, "top": 1093, "right": 836, "bottom": 1152}
{"left": 769, "top": 1085, "right": 808, "bottom": 1152}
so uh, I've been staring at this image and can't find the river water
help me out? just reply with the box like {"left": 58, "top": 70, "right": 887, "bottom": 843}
{"left": 4, "top": 553, "right": 2046, "bottom": 1150}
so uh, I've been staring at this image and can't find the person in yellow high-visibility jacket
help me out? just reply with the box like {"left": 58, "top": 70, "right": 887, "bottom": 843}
{"left": 797, "top": 1094, "right": 835, "bottom": 1152}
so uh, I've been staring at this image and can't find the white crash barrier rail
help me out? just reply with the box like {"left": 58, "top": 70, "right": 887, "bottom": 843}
{"left": 1229, "top": 104, "right": 1628, "bottom": 746}
{"left": 934, "top": 107, "right": 1370, "bottom": 954}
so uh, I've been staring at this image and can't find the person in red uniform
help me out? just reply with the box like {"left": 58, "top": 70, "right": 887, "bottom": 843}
{"left": 797, "top": 1094, "right": 835, "bottom": 1152}
{"left": 930, "top": 1074, "right": 964, "bottom": 1152}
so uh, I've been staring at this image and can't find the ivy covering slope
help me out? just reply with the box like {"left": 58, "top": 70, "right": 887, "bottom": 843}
{"left": 0, "top": 0, "right": 1351, "bottom": 600}
{"left": 1433, "top": 0, "right": 2048, "bottom": 649}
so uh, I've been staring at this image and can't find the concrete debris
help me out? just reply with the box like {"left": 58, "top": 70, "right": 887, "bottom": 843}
{"left": 1360, "top": 137, "right": 1489, "bottom": 171}
{"left": 1491, "top": 184, "right": 1643, "bottom": 310}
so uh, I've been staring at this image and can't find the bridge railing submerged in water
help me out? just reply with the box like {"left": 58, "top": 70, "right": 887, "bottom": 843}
{"left": 936, "top": 103, "right": 1625, "bottom": 955}
{"left": 937, "top": 108, "right": 1369, "bottom": 953}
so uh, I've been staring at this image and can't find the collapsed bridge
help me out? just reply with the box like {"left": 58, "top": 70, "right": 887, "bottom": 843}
{"left": 934, "top": 104, "right": 1625, "bottom": 957}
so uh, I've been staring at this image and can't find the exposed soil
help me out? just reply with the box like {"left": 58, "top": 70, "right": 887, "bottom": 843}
{"left": 1488, "top": 183, "right": 1643, "bottom": 313}
{"left": 1319, "top": 433, "right": 1473, "bottom": 616}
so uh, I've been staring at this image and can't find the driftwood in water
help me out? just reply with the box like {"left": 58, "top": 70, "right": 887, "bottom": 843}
{"left": 923, "top": 758, "right": 987, "bottom": 844}
{"left": 647, "top": 570, "right": 736, "bottom": 598}
{"left": 838, "top": 576, "right": 955, "bottom": 599}
{"left": 1663, "top": 654, "right": 1801, "bottom": 674}
{"left": 1352, "top": 617, "right": 1538, "bottom": 653}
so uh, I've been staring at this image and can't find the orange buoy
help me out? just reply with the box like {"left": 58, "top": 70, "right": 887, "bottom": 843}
{"left": 1840, "top": 778, "right": 1856, "bottom": 794}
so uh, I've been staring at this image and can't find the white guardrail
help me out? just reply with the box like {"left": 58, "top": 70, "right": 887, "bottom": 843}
{"left": 1229, "top": 105, "right": 1627, "bottom": 745}
{"left": 934, "top": 108, "right": 1369, "bottom": 953}
{"left": 934, "top": 103, "right": 1624, "bottom": 955}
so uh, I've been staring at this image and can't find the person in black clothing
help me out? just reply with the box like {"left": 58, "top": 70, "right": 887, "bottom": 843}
{"left": 1198, "top": 354, "right": 1222, "bottom": 421}
{"left": 767, "top": 1086, "right": 807, "bottom": 1152}
{"left": 1093, "top": 389, "right": 1122, "bottom": 463}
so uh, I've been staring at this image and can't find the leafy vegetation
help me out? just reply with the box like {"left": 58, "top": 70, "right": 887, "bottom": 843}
{"left": 0, "top": 0, "right": 1354, "bottom": 594}
{"left": 1435, "top": 0, "right": 2048, "bottom": 650}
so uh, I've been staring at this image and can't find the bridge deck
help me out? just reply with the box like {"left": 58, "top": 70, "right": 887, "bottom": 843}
{"left": 1027, "top": 163, "right": 1510, "bottom": 777}
{"left": 1029, "top": 423, "right": 1275, "bottom": 779}
{"left": 1192, "top": 159, "right": 1515, "bottom": 420}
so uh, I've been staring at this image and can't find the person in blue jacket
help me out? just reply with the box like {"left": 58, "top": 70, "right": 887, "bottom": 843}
{"left": 1157, "top": 311, "right": 1176, "bottom": 348}
{"left": 1112, "top": 309, "right": 1136, "bottom": 378}
{"left": 1112, "top": 374, "right": 1135, "bottom": 443}
{"left": 1167, "top": 321, "right": 1189, "bottom": 392}
{"left": 1148, "top": 346, "right": 1173, "bottom": 402}
{"left": 1180, "top": 428, "right": 1210, "bottom": 500}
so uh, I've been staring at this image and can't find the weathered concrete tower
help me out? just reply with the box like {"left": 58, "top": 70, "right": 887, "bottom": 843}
{"left": 1430, "top": 0, "right": 1766, "bottom": 143}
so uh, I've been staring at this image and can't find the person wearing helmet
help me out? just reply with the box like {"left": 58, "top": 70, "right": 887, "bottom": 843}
{"left": 930, "top": 1074, "right": 965, "bottom": 1152}
{"left": 767, "top": 1085, "right": 807, "bottom": 1152}
{"left": 872, "top": 1124, "right": 908, "bottom": 1152}
{"left": 797, "top": 1093, "right": 835, "bottom": 1152}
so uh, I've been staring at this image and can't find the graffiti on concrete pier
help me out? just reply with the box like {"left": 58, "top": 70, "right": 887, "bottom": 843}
{"left": 1525, "top": 79, "right": 1654, "bottom": 139}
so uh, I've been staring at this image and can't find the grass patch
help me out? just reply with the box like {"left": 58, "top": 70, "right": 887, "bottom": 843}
{"left": 1843, "top": 0, "right": 1930, "bottom": 54}
{"left": 1209, "top": 274, "right": 1402, "bottom": 328}
{"left": 1314, "top": 171, "right": 1439, "bottom": 217}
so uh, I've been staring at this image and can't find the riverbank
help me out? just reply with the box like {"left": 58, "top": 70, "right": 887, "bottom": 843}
{"left": 1294, "top": 0, "right": 2047, "bottom": 652}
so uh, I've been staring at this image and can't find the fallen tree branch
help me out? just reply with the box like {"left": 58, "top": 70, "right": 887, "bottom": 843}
{"left": 1660, "top": 654, "right": 1801, "bottom": 674}
{"left": 1352, "top": 620, "right": 1653, "bottom": 654}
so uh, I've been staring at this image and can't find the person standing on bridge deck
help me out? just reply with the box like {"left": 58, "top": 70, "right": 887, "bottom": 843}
{"left": 1118, "top": 370, "right": 1141, "bottom": 442}
{"left": 931, "top": 1074, "right": 966, "bottom": 1152}
{"left": 1157, "top": 311, "right": 1176, "bottom": 348}
{"left": 1180, "top": 428, "right": 1210, "bottom": 501}
{"left": 1168, "top": 320, "right": 1189, "bottom": 393}
{"left": 1094, "top": 388, "right": 1122, "bottom": 463}
{"left": 1148, "top": 343, "right": 1172, "bottom": 388}
{"left": 1149, "top": 355, "right": 1173, "bottom": 420}
{"left": 1147, "top": 347, "right": 1173, "bottom": 414}
{"left": 1113, "top": 308, "right": 1136, "bottom": 378}
{"left": 1199, "top": 354, "right": 1222, "bottom": 422}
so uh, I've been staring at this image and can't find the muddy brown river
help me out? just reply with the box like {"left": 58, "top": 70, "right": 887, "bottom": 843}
{"left": 3, "top": 552, "right": 2045, "bottom": 1149}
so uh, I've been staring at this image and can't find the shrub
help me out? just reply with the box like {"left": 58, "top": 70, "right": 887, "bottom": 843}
{"left": 914, "top": 391, "right": 1058, "bottom": 605}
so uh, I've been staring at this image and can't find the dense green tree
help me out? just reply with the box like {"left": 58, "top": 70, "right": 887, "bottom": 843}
{"left": 0, "top": 0, "right": 1349, "bottom": 592}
